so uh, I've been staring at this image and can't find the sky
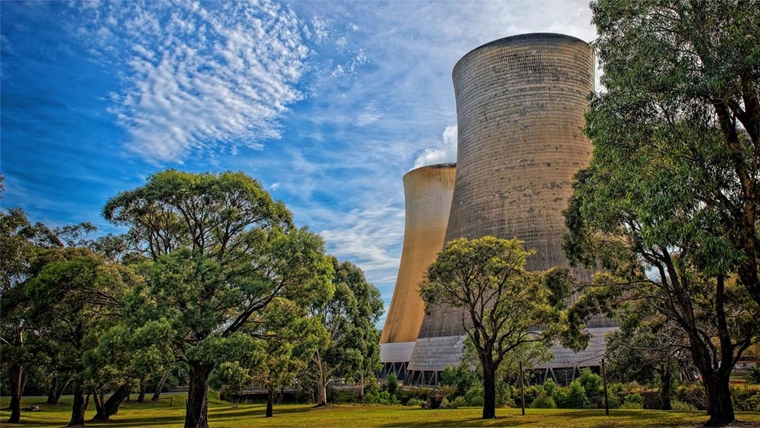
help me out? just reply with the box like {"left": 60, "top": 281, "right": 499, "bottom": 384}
{"left": 0, "top": 0, "right": 597, "bottom": 328}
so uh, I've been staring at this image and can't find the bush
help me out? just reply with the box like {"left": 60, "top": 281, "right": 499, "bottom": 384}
{"left": 385, "top": 374, "right": 399, "bottom": 397}
{"left": 553, "top": 387, "right": 569, "bottom": 408}
{"left": 733, "top": 389, "right": 760, "bottom": 412}
{"left": 469, "top": 395, "right": 485, "bottom": 407}
{"left": 406, "top": 398, "right": 426, "bottom": 407}
{"left": 531, "top": 392, "right": 557, "bottom": 409}
{"left": 450, "top": 396, "right": 468, "bottom": 408}
{"left": 566, "top": 381, "right": 589, "bottom": 409}
{"left": 620, "top": 393, "right": 644, "bottom": 409}
{"left": 543, "top": 378, "right": 557, "bottom": 396}
{"left": 676, "top": 383, "right": 707, "bottom": 410}
{"left": 578, "top": 369, "right": 602, "bottom": 406}
{"left": 670, "top": 399, "right": 696, "bottom": 411}
{"left": 606, "top": 394, "right": 621, "bottom": 409}
{"left": 746, "top": 366, "right": 760, "bottom": 384}
{"left": 496, "top": 383, "right": 515, "bottom": 408}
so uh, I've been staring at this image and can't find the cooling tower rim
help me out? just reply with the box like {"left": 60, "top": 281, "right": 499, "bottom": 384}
{"left": 452, "top": 33, "right": 591, "bottom": 77}
{"left": 404, "top": 163, "right": 456, "bottom": 178}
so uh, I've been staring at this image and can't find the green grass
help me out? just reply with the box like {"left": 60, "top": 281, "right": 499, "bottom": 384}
{"left": 2, "top": 395, "right": 760, "bottom": 427}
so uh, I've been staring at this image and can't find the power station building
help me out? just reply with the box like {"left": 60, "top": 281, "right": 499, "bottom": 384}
{"left": 381, "top": 33, "right": 615, "bottom": 386}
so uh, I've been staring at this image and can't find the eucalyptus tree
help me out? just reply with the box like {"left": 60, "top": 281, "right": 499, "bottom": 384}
{"left": 562, "top": 1, "right": 760, "bottom": 425}
{"left": 303, "top": 257, "right": 383, "bottom": 406}
{"left": 419, "top": 237, "right": 569, "bottom": 419}
{"left": 25, "top": 248, "right": 138, "bottom": 427}
{"left": 103, "top": 170, "right": 333, "bottom": 428}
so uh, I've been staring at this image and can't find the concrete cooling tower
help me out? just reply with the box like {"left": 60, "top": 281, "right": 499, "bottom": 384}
{"left": 380, "top": 164, "right": 456, "bottom": 380}
{"left": 406, "top": 33, "right": 615, "bottom": 386}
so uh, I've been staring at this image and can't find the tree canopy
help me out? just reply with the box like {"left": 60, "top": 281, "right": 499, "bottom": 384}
{"left": 563, "top": 1, "right": 760, "bottom": 425}
{"left": 420, "top": 237, "right": 568, "bottom": 419}
{"left": 103, "top": 170, "right": 333, "bottom": 428}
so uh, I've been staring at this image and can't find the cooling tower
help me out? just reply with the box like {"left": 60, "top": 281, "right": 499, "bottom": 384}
{"left": 406, "top": 33, "right": 611, "bottom": 385}
{"left": 380, "top": 164, "right": 456, "bottom": 380}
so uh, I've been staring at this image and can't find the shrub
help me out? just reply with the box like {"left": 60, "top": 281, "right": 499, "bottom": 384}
{"left": 746, "top": 366, "right": 760, "bottom": 384}
{"left": 496, "top": 383, "right": 515, "bottom": 408}
{"left": 676, "top": 383, "right": 707, "bottom": 410}
{"left": 553, "top": 387, "right": 569, "bottom": 408}
{"left": 606, "top": 394, "right": 621, "bottom": 409}
{"left": 543, "top": 378, "right": 557, "bottom": 396}
{"left": 406, "top": 398, "right": 426, "bottom": 407}
{"left": 450, "top": 396, "right": 468, "bottom": 408}
{"left": 364, "top": 392, "right": 378, "bottom": 404}
{"left": 578, "top": 368, "right": 602, "bottom": 406}
{"left": 385, "top": 374, "right": 399, "bottom": 397}
{"left": 621, "top": 393, "right": 644, "bottom": 409}
{"left": 377, "top": 391, "right": 391, "bottom": 405}
{"left": 469, "top": 396, "right": 485, "bottom": 407}
{"left": 531, "top": 392, "right": 557, "bottom": 409}
{"left": 670, "top": 399, "right": 696, "bottom": 411}
{"left": 566, "top": 380, "right": 589, "bottom": 409}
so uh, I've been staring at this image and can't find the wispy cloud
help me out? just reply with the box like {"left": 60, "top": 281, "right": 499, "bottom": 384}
{"left": 74, "top": 0, "right": 310, "bottom": 163}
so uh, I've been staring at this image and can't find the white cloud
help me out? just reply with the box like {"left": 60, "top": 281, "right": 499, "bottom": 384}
{"left": 413, "top": 125, "right": 457, "bottom": 168}
{"left": 76, "top": 0, "right": 310, "bottom": 163}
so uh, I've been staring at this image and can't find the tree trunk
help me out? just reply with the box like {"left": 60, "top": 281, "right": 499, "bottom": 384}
{"left": 48, "top": 376, "right": 59, "bottom": 405}
{"left": 184, "top": 362, "right": 214, "bottom": 428}
{"left": 91, "top": 389, "right": 103, "bottom": 421}
{"left": 152, "top": 368, "right": 171, "bottom": 401}
{"left": 136, "top": 381, "right": 147, "bottom": 403}
{"left": 703, "top": 372, "right": 735, "bottom": 426}
{"left": 359, "top": 370, "right": 365, "bottom": 404}
{"left": 67, "top": 383, "right": 89, "bottom": 427}
{"left": 481, "top": 361, "right": 496, "bottom": 419}
{"left": 92, "top": 384, "right": 131, "bottom": 421}
{"left": 314, "top": 357, "right": 328, "bottom": 407}
{"left": 658, "top": 364, "right": 672, "bottom": 411}
{"left": 6, "top": 363, "right": 23, "bottom": 423}
{"left": 279, "top": 386, "right": 285, "bottom": 404}
{"left": 266, "top": 389, "right": 274, "bottom": 417}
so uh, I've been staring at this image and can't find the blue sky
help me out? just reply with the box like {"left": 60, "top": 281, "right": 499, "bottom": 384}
{"left": 1, "top": 0, "right": 596, "bottom": 327}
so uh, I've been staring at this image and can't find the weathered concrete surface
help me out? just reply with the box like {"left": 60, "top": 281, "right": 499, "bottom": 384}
{"left": 408, "top": 33, "right": 604, "bottom": 382}
{"left": 380, "top": 164, "right": 456, "bottom": 365}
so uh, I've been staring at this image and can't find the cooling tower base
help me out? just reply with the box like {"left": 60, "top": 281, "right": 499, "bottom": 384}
{"left": 404, "top": 328, "right": 615, "bottom": 386}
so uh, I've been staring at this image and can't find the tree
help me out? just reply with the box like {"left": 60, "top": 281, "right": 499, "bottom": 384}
{"left": 588, "top": 0, "right": 759, "bottom": 307}
{"left": 25, "top": 248, "right": 136, "bottom": 427}
{"left": 303, "top": 257, "right": 384, "bottom": 406}
{"left": 562, "top": 1, "right": 760, "bottom": 425}
{"left": 419, "top": 237, "right": 568, "bottom": 419}
{"left": 604, "top": 301, "right": 695, "bottom": 410}
{"left": 103, "top": 170, "right": 332, "bottom": 428}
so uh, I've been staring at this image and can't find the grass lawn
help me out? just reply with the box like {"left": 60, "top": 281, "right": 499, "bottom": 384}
{"left": 2, "top": 395, "right": 760, "bottom": 427}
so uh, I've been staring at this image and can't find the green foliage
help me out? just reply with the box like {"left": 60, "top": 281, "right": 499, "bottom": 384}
{"left": 384, "top": 374, "right": 399, "bottom": 397}
{"left": 440, "top": 364, "right": 476, "bottom": 398}
{"left": 621, "top": 393, "right": 645, "bottom": 410}
{"left": 542, "top": 378, "right": 557, "bottom": 396}
{"left": 531, "top": 392, "right": 557, "bottom": 409}
{"left": 469, "top": 395, "right": 484, "bottom": 407}
{"left": 577, "top": 369, "right": 602, "bottom": 405}
{"left": 566, "top": 381, "right": 588, "bottom": 409}
{"left": 406, "top": 398, "right": 426, "bottom": 407}
{"left": 565, "top": 2, "right": 760, "bottom": 422}
{"left": 747, "top": 367, "right": 760, "bottom": 384}
{"left": 449, "top": 396, "right": 468, "bottom": 409}
{"left": 302, "top": 257, "right": 384, "bottom": 405}
{"left": 421, "top": 237, "right": 569, "bottom": 418}
{"left": 670, "top": 399, "right": 696, "bottom": 411}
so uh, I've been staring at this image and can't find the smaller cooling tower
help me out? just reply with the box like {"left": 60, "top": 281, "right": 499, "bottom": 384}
{"left": 380, "top": 164, "right": 456, "bottom": 380}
